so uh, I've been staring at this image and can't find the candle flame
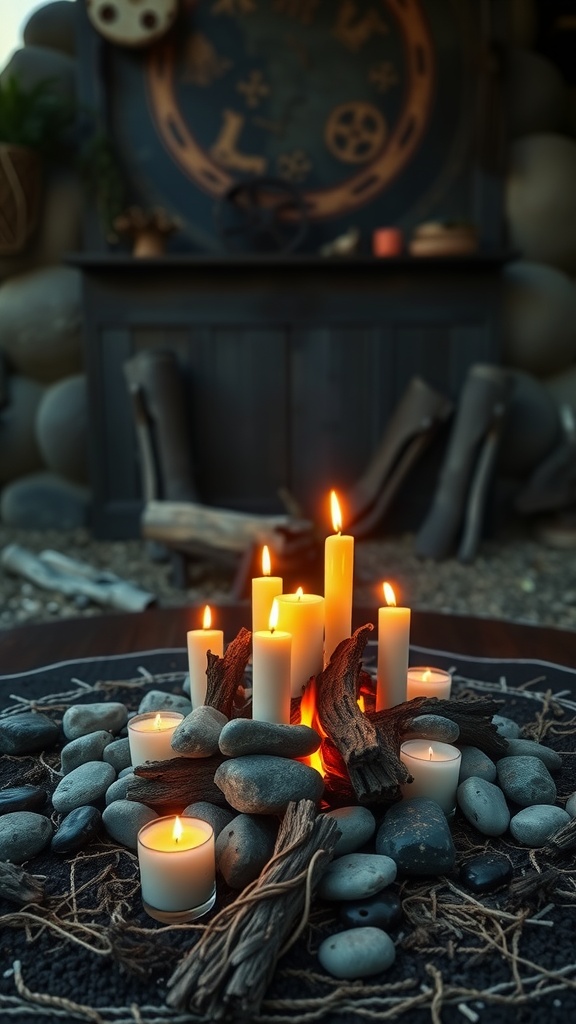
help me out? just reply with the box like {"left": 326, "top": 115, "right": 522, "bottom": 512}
{"left": 423, "top": 669, "right": 432, "bottom": 682}
{"left": 154, "top": 713, "right": 162, "bottom": 730}
{"left": 269, "top": 598, "right": 279, "bottom": 633}
{"left": 357, "top": 694, "right": 366, "bottom": 713}
{"left": 383, "top": 582, "right": 396, "bottom": 607}
{"left": 296, "top": 586, "right": 304, "bottom": 600}
{"left": 262, "top": 545, "right": 271, "bottom": 576}
{"left": 172, "top": 816, "right": 183, "bottom": 843}
{"left": 429, "top": 746, "right": 434, "bottom": 761}
{"left": 330, "top": 490, "right": 343, "bottom": 534}
{"left": 202, "top": 605, "right": 212, "bottom": 630}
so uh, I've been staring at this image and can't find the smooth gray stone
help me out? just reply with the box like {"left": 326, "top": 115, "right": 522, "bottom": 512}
{"left": 51, "top": 806, "right": 101, "bottom": 854}
{"left": 52, "top": 761, "right": 116, "bottom": 814}
{"left": 23, "top": 0, "right": 78, "bottom": 56}
{"left": 36, "top": 375, "right": 88, "bottom": 484}
{"left": 460, "top": 854, "right": 513, "bottom": 894}
{"left": 182, "top": 802, "right": 236, "bottom": 840}
{"left": 566, "top": 792, "right": 576, "bottom": 817}
{"left": 0, "top": 712, "right": 59, "bottom": 755}
{"left": 338, "top": 891, "right": 403, "bottom": 931}
{"left": 172, "top": 706, "right": 228, "bottom": 757}
{"left": 214, "top": 755, "right": 324, "bottom": 814}
{"left": 105, "top": 776, "right": 132, "bottom": 806}
{"left": 496, "top": 755, "right": 556, "bottom": 807}
{"left": 403, "top": 715, "right": 460, "bottom": 743}
{"left": 318, "top": 927, "right": 396, "bottom": 979}
{"left": 492, "top": 714, "right": 521, "bottom": 739}
{"left": 375, "top": 798, "right": 455, "bottom": 876}
{"left": 0, "top": 472, "right": 90, "bottom": 530}
{"left": 103, "top": 738, "right": 132, "bottom": 773}
{"left": 457, "top": 777, "right": 511, "bottom": 837}
{"left": 102, "top": 800, "right": 158, "bottom": 850}
{"left": 458, "top": 746, "right": 497, "bottom": 784}
{"left": 324, "top": 806, "right": 376, "bottom": 856}
{"left": 318, "top": 853, "right": 397, "bottom": 901}
{"left": 119, "top": 766, "right": 135, "bottom": 779}
{"left": 0, "top": 811, "right": 53, "bottom": 863}
{"left": 62, "top": 702, "right": 128, "bottom": 740}
{"left": 219, "top": 718, "right": 321, "bottom": 759}
{"left": 138, "top": 691, "right": 192, "bottom": 716}
{"left": 509, "top": 805, "right": 571, "bottom": 847}
{"left": 0, "top": 264, "right": 81, "bottom": 383}
{"left": 61, "top": 730, "right": 113, "bottom": 774}
{"left": 501, "top": 738, "right": 562, "bottom": 772}
{"left": 0, "top": 785, "right": 46, "bottom": 815}
{"left": 216, "top": 814, "right": 278, "bottom": 890}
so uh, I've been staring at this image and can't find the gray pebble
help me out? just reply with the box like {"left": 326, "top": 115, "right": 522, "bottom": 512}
{"left": 103, "top": 738, "right": 132, "bottom": 773}
{"left": 216, "top": 814, "right": 278, "bottom": 889}
{"left": 324, "top": 806, "right": 376, "bottom": 856}
{"left": 171, "top": 706, "right": 228, "bottom": 757}
{"left": 500, "top": 738, "right": 562, "bottom": 772}
{"left": 53, "top": 761, "right": 116, "bottom": 814}
{"left": 62, "top": 702, "right": 128, "bottom": 740}
{"left": 376, "top": 798, "right": 455, "bottom": 876}
{"left": 51, "top": 806, "right": 102, "bottom": 854}
{"left": 119, "top": 766, "right": 135, "bottom": 779}
{"left": 458, "top": 746, "right": 497, "bottom": 784}
{"left": 0, "top": 712, "right": 59, "bottom": 755}
{"left": 457, "top": 777, "right": 510, "bottom": 836}
{"left": 102, "top": 799, "right": 158, "bottom": 850}
{"left": 105, "top": 776, "right": 132, "bottom": 805}
{"left": 138, "top": 690, "right": 192, "bottom": 716}
{"left": 492, "top": 714, "right": 521, "bottom": 739}
{"left": 219, "top": 718, "right": 321, "bottom": 759}
{"left": 496, "top": 755, "right": 556, "bottom": 807}
{"left": 0, "top": 786, "right": 46, "bottom": 815}
{"left": 61, "top": 731, "right": 113, "bottom": 774}
{"left": 182, "top": 801, "right": 236, "bottom": 839}
{"left": 214, "top": 755, "right": 324, "bottom": 814}
{"left": 0, "top": 811, "right": 53, "bottom": 863}
{"left": 403, "top": 715, "right": 460, "bottom": 743}
{"left": 509, "top": 805, "right": 571, "bottom": 847}
{"left": 566, "top": 792, "right": 576, "bottom": 817}
{"left": 318, "top": 927, "right": 396, "bottom": 979}
{"left": 318, "top": 853, "right": 397, "bottom": 901}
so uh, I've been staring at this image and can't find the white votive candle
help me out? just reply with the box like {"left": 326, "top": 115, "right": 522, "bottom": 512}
{"left": 252, "top": 599, "right": 292, "bottom": 724}
{"left": 324, "top": 490, "right": 354, "bottom": 665}
{"left": 276, "top": 588, "right": 324, "bottom": 698}
{"left": 400, "top": 739, "right": 462, "bottom": 815}
{"left": 187, "top": 604, "right": 224, "bottom": 708}
{"left": 128, "top": 711, "right": 184, "bottom": 766}
{"left": 406, "top": 666, "right": 452, "bottom": 701}
{"left": 377, "top": 582, "right": 411, "bottom": 710}
{"left": 252, "top": 544, "right": 283, "bottom": 635}
{"left": 137, "top": 815, "right": 216, "bottom": 922}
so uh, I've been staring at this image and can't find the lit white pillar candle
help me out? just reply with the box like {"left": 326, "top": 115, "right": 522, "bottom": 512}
{"left": 187, "top": 605, "right": 224, "bottom": 708}
{"left": 252, "top": 599, "right": 292, "bottom": 724}
{"left": 407, "top": 666, "right": 452, "bottom": 701}
{"left": 376, "top": 582, "right": 411, "bottom": 710}
{"left": 128, "top": 711, "right": 185, "bottom": 766}
{"left": 137, "top": 815, "right": 216, "bottom": 922}
{"left": 252, "top": 544, "right": 283, "bottom": 635}
{"left": 324, "top": 490, "right": 354, "bottom": 665}
{"left": 276, "top": 587, "right": 325, "bottom": 698}
{"left": 400, "top": 740, "right": 462, "bottom": 815}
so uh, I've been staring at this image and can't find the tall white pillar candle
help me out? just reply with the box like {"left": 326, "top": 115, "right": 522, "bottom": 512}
{"left": 128, "top": 711, "right": 185, "bottom": 766}
{"left": 407, "top": 666, "right": 452, "bottom": 701}
{"left": 276, "top": 588, "right": 325, "bottom": 698}
{"left": 377, "top": 582, "right": 411, "bottom": 710}
{"left": 137, "top": 815, "right": 216, "bottom": 922}
{"left": 187, "top": 605, "right": 224, "bottom": 708}
{"left": 324, "top": 490, "right": 354, "bottom": 665}
{"left": 400, "top": 740, "right": 462, "bottom": 815}
{"left": 251, "top": 545, "right": 282, "bottom": 635}
{"left": 252, "top": 599, "right": 292, "bottom": 724}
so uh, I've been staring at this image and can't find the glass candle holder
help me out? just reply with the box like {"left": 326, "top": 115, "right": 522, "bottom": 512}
{"left": 406, "top": 666, "right": 452, "bottom": 701}
{"left": 400, "top": 739, "right": 462, "bottom": 815}
{"left": 127, "top": 711, "right": 184, "bottom": 766}
{"left": 137, "top": 816, "right": 216, "bottom": 923}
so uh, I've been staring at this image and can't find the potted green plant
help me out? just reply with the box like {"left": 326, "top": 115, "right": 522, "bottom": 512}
{"left": 0, "top": 75, "right": 76, "bottom": 255}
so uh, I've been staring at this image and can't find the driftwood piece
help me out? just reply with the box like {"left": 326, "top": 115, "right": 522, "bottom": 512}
{"left": 405, "top": 696, "right": 509, "bottom": 759}
{"left": 205, "top": 627, "right": 251, "bottom": 718}
{"left": 543, "top": 815, "right": 576, "bottom": 858}
{"left": 127, "top": 756, "right": 229, "bottom": 813}
{"left": 166, "top": 800, "right": 339, "bottom": 1020}
{"left": 0, "top": 862, "right": 45, "bottom": 905}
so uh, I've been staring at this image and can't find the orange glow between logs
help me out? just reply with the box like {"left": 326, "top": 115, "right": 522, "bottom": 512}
{"left": 357, "top": 694, "right": 366, "bottom": 713}
{"left": 202, "top": 605, "right": 212, "bottom": 630}
{"left": 299, "top": 679, "right": 325, "bottom": 776}
{"left": 330, "top": 490, "right": 343, "bottom": 534}
{"left": 261, "top": 545, "right": 271, "bottom": 576}
{"left": 383, "top": 582, "right": 396, "bottom": 607}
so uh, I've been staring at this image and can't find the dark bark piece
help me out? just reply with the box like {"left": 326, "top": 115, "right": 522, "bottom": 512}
{"left": 127, "top": 755, "right": 229, "bottom": 813}
{"left": 0, "top": 861, "right": 44, "bottom": 905}
{"left": 543, "top": 814, "right": 576, "bottom": 857}
{"left": 372, "top": 695, "right": 509, "bottom": 760}
{"left": 205, "top": 627, "right": 252, "bottom": 718}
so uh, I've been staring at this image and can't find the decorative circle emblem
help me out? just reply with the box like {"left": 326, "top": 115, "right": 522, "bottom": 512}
{"left": 86, "top": 0, "right": 178, "bottom": 48}
{"left": 324, "top": 102, "right": 387, "bottom": 165}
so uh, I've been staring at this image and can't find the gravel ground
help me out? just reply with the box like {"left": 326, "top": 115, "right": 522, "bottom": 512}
{"left": 1, "top": 522, "right": 575, "bottom": 632}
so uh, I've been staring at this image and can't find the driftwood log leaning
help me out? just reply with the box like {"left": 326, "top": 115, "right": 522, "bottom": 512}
{"left": 205, "top": 626, "right": 251, "bottom": 718}
{"left": 0, "top": 862, "right": 45, "bottom": 905}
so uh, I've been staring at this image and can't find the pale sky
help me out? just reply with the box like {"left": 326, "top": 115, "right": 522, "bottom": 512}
{"left": 0, "top": 0, "right": 73, "bottom": 72}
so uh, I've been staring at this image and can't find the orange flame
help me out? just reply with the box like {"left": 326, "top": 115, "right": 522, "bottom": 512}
{"left": 299, "top": 679, "right": 325, "bottom": 777}
{"left": 202, "top": 604, "right": 212, "bottom": 630}
{"left": 383, "top": 582, "right": 396, "bottom": 607}
{"left": 357, "top": 694, "right": 366, "bottom": 713}
{"left": 295, "top": 586, "right": 304, "bottom": 600}
{"left": 172, "top": 816, "right": 183, "bottom": 843}
{"left": 330, "top": 490, "right": 343, "bottom": 534}
{"left": 268, "top": 598, "right": 279, "bottom": 633}
{"left": 262, "top": 545, "right": 271, "bottom": 576}
{"left": 423, "top": 669, "right": 432, "bottom": 682}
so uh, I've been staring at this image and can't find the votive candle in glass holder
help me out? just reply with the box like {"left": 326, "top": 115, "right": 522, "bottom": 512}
{"left": 406, "top": 666, "right": 452, "bottom": 701}
{"left": 137, "top": 815, "right": 216, "bottom": 923}
{"left": 400, "top": 739, "right": 462, "bottom": 815}
{"left": 128, "top": 711, "right": 184, "bottom": 766}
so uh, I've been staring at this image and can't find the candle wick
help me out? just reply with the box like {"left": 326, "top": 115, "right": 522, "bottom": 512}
{"left": 270, "top": 626, "right": 275, "bottom": 635}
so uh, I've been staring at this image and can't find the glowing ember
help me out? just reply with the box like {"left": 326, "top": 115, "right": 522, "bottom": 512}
{"left": 357, "top": 694, "right": 366, "bottom": 713}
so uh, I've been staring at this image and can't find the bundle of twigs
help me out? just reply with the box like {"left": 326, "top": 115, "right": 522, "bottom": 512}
{"left": 166, "top": 800, "right": 339, "bottom": 1020}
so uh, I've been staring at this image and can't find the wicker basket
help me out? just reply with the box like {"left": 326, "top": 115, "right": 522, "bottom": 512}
{"left": 0, "top": 143, "right": 43, "bottom": 255}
